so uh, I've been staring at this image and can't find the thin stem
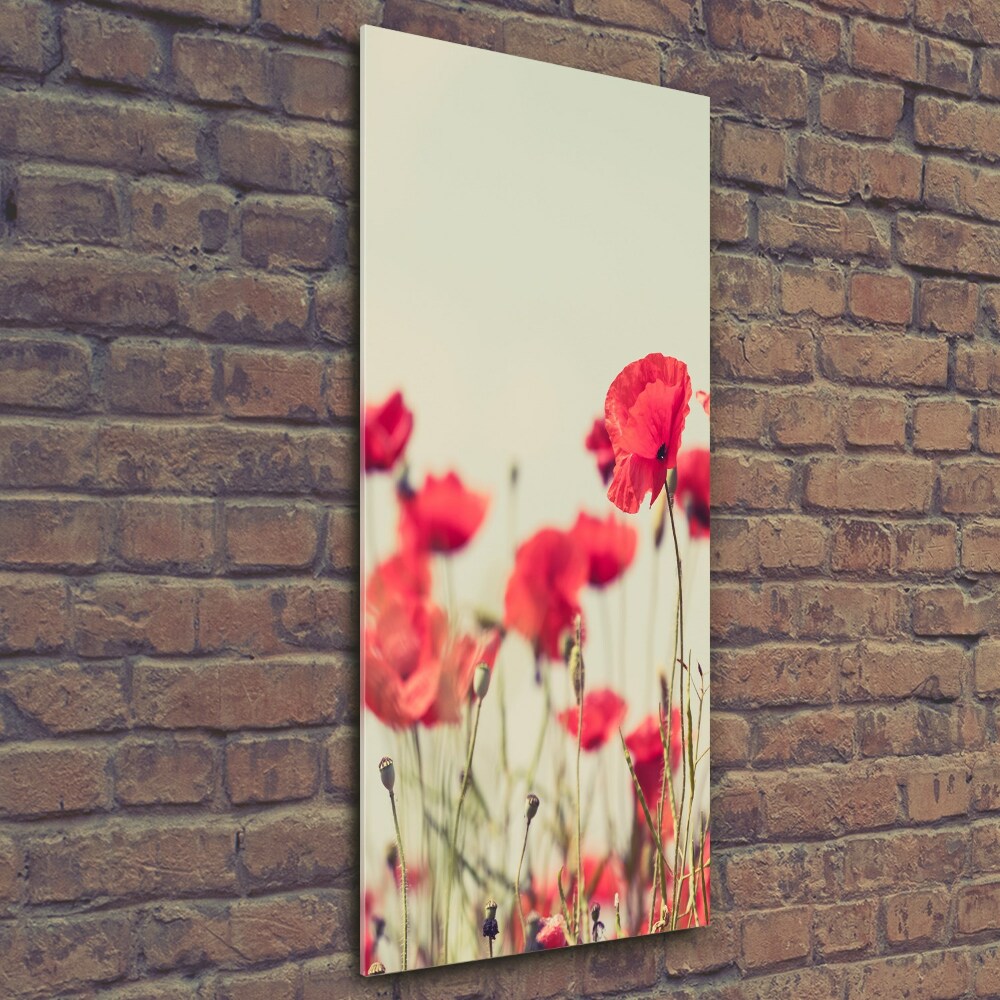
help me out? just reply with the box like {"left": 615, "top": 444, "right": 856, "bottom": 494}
{"left": 514, "top": 819, "right": 532, "bottom": 946}
{"left": 444, "top": 697, "right": 483, "bottom": 964}
{"left": 617, "top": 728, "right": 669, "bottom": 876}
{"left": 575, "top": 693, "right": 584, "bottom": 943}
{"left": 389, "top": 790, "right": 408, "bottom": 972}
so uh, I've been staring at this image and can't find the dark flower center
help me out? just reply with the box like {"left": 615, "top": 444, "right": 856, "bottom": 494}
{"left": 656, "top": 443, "right": 667, "bottom": 461}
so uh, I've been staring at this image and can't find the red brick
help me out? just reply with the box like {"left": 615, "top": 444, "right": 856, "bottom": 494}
{"left": 849, "top": 271, "right": 913, "bottom": 326}
{"left": 977, "top": 640, "right": 1000, "bottom": 696}
{"left": 820, "top": 330, "right": 948, "bottom": 388}
{"left": 907, "top": 766, "right": 972, "bottom": 822}
{"left": 1, "top": 250, "right": 180, "bottom": 329}
{"left": 980, "top": 405, "right": 1000, "bottom": 455}
{"left": 115, "top": 739, "right": 215, "bottom": 805}
{"left": 0, "top": 498, "right": 104, "bottom": 568}
{"left": 940, "top": 461, "right": 1000, "bottom": 513}
{"left": 0, "top": 572, "right": 69, "bottom": 653}
{"left": 241, "top": 806, "right": 353, "bottom": 888}
{"left": 963, "top": 522, "right": 1000, "bottom": 573}
{"left": 740, "top": 905, "right": 812, "bottom": 969}
{"left": 754, "top": 708, "right": 854, "bottom": 766}
{"left": 142, "top": 893, "right": 342, "bottom": 973}
{"left": 182, "top": 272, "right": 310, "bottom": 342}
{"left": 716, "top": 120, "right": 787, "bottom": 189}
{"left": 712, "top": 386, "right": 769, "bottom": 444}
{"left": 848, "top": 950, "right": 971, "bottom": 999}
{"left": 26, "top": 819, "right": 236, "bottom": 902}
{"left": 819, "top": 0, "right": 906, "bottom": 17}
{"left": 918, "top": 277, "right": 979, "bottom": 335}
{"left": 712, "top": 583, "right": 796, "bottom": 642}
{"left": 913, "top": 399, "right": 972, "bottom": 452}
{"left": 916, "top": 0, "right": 1000, "bottom": 45}
{"left": 983, "top": 287, "right": 1000, "bottom": 337}
{"left": 225, "top": 503, "right": 321, "bottom": 569}
{"left": 575, "top": 0, "right": 693, "bottom": 34}
{"left": 850, "top": 20, "right": 918, "bottom": 82}
{"left": 820, "top": 77, "right": 905, "bottom": 139}
{"left": 0, "top": 0, "right": 59, "bottom": 74}
{"left": 925, "top": 157, "right": 1000, "bottom": 225}
{"left": 804, "top": 457, "right": 934, "bottom": 514}
{"left": 707, "top": 0, "right": 840, "bottom": 66}
{"left": 662, "top": 47, "right": 808, "bottom": 122}
{"left": 108, "top": 339, "right": 214, "bottom": 415}
{"left": 798, "top": 582, "right": 904, "bottom": 639}
{"left": 211, "top": 965, "right": 301, "bottom": 1000}
{"left": 0, "top": 744, "right": 110, "bottom": 818}
{"left": 796, "top": 134, "right": 860, "bottom": 202}
{"left": 274, "top": 51, "right": 356, "bottom": 123}
{"left": 383, "top": 0, "right": 502, "bottom": 49}
{"left": 814, "top": 900, "right": 877, "bottom": 958}
{"left": 63, "top": 6, "right": 164, "bottom": 88}
{"left": 759, "top": 199, "right": 890, "bottom": 262}
{"left": 958, "top": 882, "right": 1000, "bottom": 935}
{"left": 725, "top": 841, "right": 842, "bottom": 908}
{"left": 315, "top": 268, "right": 357, "bottom": 346}
{"left": 845, "top": 828, "right": 968, "bottom": 895}
{"left": 130, "top": 180, "right": 233, "bottom": 255}
{"left": 843, "top": 396, "right": 907, "bottom": 448}
{"left": 840, "top": 640, "right": 965, "bottom": 703}
{"left": 173, "top": 33, "right": 272, "bottom": 107}
{"left": 217, "top": 118, "right": 356, "bottom": 201}
{"left": 711, "top": 255, "right": 774, "bottom": 316}
{"left": 118, "top": 498, "right": 214, "bottom": 572}
{"left": 0, "top": 914, "right": 130, "bottom": 996}
{"left": 831, "top": 519, "right": 892, "bottom": 574}
{"left": 15, "top": 166, "right": 122, "bottom": 243}
{"left": 502, "top": 18, "right": 660, "bottom": 85}
{"left": 972, "top": 763, "right": 1000, "bottom": 812}
{"left": 241, "top": 196, "right": 339, "bottom": 270}
{"left": 324, "top": 726, "right": 357, "bottom": 795}
{"left": 0, "top": 334, "right": 91, "bottom": 410}
{"left": 913, "top": 585, "right": 997, "bottom": 636}
{"left": 324, "top": 352, "right": 356, "bottom": 421}
{"left": 756, "top": 515, "right": 827, "bottom": 570}
{"left": 770, "top": 393, "right": 838, "bottom": 449}
{"left": 711, "top": 187, "right": 750, "bottom": 243}
{"left": 780, "top": 265, "right": 844, "bottom": 318}
{"left": 226, "top": 737, "right": 320, "bottom": 804}
{"left": 712, "top": 452, "right": 795, "bottom": 510}
{"left": 222, "top": 347, "right": 324, "bottom": 421}
{"left": 132, "top": 655, "right": 351, "bottom": 729}
{"left": 976, "top": 943, "right": 1000, "bottom": 997}
{"left": 0, "top": 661, "right": 126, "bottom": 733}
{"left": 260, "top": 0, "right": 378, "bottom": 43}
{"left": 713, "top": 319, "right": 813, "bottom": 382}
{"left": 712, "top": 516, "right": 756, "bottom": 574}
{"left": 926, "top": 36, "right": 975, "bottom": 95}
{"left": 915, "top": 95, "right": 1000, "bottom": 162}
{"left": 896, "top": 522, "right": 958, "bottom": 574}
{"left": 73, "top": 577, "right": 197, "bottom": 657}
{"left": 885, "top": 888, "right": 950, "bottom": 946}
{"left": 0, "top": 90, "right": 200, "bottom": 175}
{"left": 861, "top": 145, "right": 923, "bottom": 203}
{"left": 713, "top": 711, "right": 751, "bottom": 766}
{"left": 715, "top": 645, "right": 836, "bottom": 708}
{"left": 326, "top": 506, "right": 358, "bottom": 574}
{"left": 982, "top": 50, "right": 1000, "bottom": 101}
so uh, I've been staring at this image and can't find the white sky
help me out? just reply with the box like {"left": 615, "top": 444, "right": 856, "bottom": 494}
{"left": 361, "top": 25, "right": 709, "bottom": 969}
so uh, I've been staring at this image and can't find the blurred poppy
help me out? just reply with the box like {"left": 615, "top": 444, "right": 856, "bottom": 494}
{"left": 422, "top": 628, "right": 502, "bottom": 726}
{"left": 605, "top": 354, "right": 692, "bottom": 514}
{"left": 570, "top": 511, "right": 637, "bottom": 587}
{"left": 364, "top": 390, "right": 413, "bottom": 472}
{"left": 399, "top": 471, "right": 489, "bottom": 554}
{"left": 535, "top": 914, "right": 569, "bottom": 949}
{"left": 362, "top": 890, "right": 380, "bottom": 972}
{"left": 366, "top": 548, "right": 430, "bottom": 612}
{"left": 625, "top": 709, "right": 683, "bottom": 820}
{"left": 696, "top": 390, "right": 710, "bottom": 416}
{"left": 504, "top": 528, "right": 587, "bottom": 660}
{"left": 585, "top": 417, "right": 615, "bottom": 485}
{"left": 556, "top": 687, "right": 628, "bottom": 751}
{"left": 672, "top": 833, "right": 710, "bottom": 929}
{"left": 675, "top": 447, "right": 710, "bottom": 540}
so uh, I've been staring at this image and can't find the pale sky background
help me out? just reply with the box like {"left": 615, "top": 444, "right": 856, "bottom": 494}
{"left": 361, "top": 26, "right": 709, "bottom": 969}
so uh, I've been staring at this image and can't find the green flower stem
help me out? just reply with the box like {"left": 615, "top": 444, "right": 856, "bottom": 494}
{"left": 514, "top": 817, "right": 533, "bottom": 947}
{"left": 388, "top": 789, "right": 408, "bottom": 971}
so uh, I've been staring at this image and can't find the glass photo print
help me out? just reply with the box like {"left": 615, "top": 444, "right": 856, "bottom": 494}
{"left": 360, "top": 25, "right": 710, "bottom": 974}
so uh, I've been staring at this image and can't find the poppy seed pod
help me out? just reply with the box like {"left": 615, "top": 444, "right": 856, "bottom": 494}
{"left": 525, "top": 792, "right": 540, "bottom": 822}
{"left": 379, "top": 756, "right": 395, "bottom": 792}
{"left": 473, "top": 661, "right": 491, "bottom": 700}
{"left": 367, "top": 961, "right": 386, "bottom": 975}
{"left": 590, "top": 902, "right": 601, "bottom": 923}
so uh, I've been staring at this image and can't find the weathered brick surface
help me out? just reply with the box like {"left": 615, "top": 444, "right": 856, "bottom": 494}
{"left": 0, "top": 1, "right": 992, "bottom": 996}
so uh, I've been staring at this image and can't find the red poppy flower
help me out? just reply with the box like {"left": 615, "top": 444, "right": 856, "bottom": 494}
{"left": 364, "top": 390, "right": 413, "bottom": 472}
{"left": 696, "top": 390, "right": 710, "bottom": 417}
{"left": 535, "top": 914, "right": 569, "bottom": 949}
{"left": 362, "top": 889, "right": 379, "bottom": 972}
{"left": 569, "top": 511, "right": 637, "bottom": 587}
{"left": 605, "top": 354, "right": 692, "bottom": 514}
{"left": 675, "top": 447, "right": 710, "bottom": 540}
{"left": 585, "top": 417, "right": 615, "bottom": 485}
{"left": 399, "top": 471, "right": 489, "bottom": 554}
{"left": 504, "top": 528, "right": 588, "bottom": 660}
{"left": 366, "top": 548, "right": 430, "bottom": 613}
{"left": 556, "top": 687, "right": 628, "bottom": 751}
{"left": 364, "top": 595, "right": 446, "bottom": 729}
{"left": 422, "top": 628, "right": 502, "bottom": 726}
{"left": 625, "top": 709, "right": 683, "bottom": 814}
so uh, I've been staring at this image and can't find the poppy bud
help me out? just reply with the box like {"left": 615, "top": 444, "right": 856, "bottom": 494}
{"left": 484, "top": 898, "right": 498, "bottom": 919}
{"left": 379, "top": 756, "right": 395, "bottom": 792}
{"left": 367, "top": 961, "right": 386, "bottom": 975}
{"left": 482, "top": 897, "right": 499, "bottom": 943}
{"left": 525, "top": 792, "right": 540, "bottom": 822}
{"left": 473, "top": 661, "right": 491, "bottom": 700}
{"left": 590, "top": 902, "right": 601, "bottom": 923}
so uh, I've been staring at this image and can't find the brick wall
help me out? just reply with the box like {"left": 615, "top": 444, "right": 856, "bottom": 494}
{"left": 0, "top": 0, "right": 998, "bottom": 997}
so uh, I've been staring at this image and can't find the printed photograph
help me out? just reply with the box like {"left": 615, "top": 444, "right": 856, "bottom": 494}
{"left": 360, "top": 26, "right": 710, "bottom": 974}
